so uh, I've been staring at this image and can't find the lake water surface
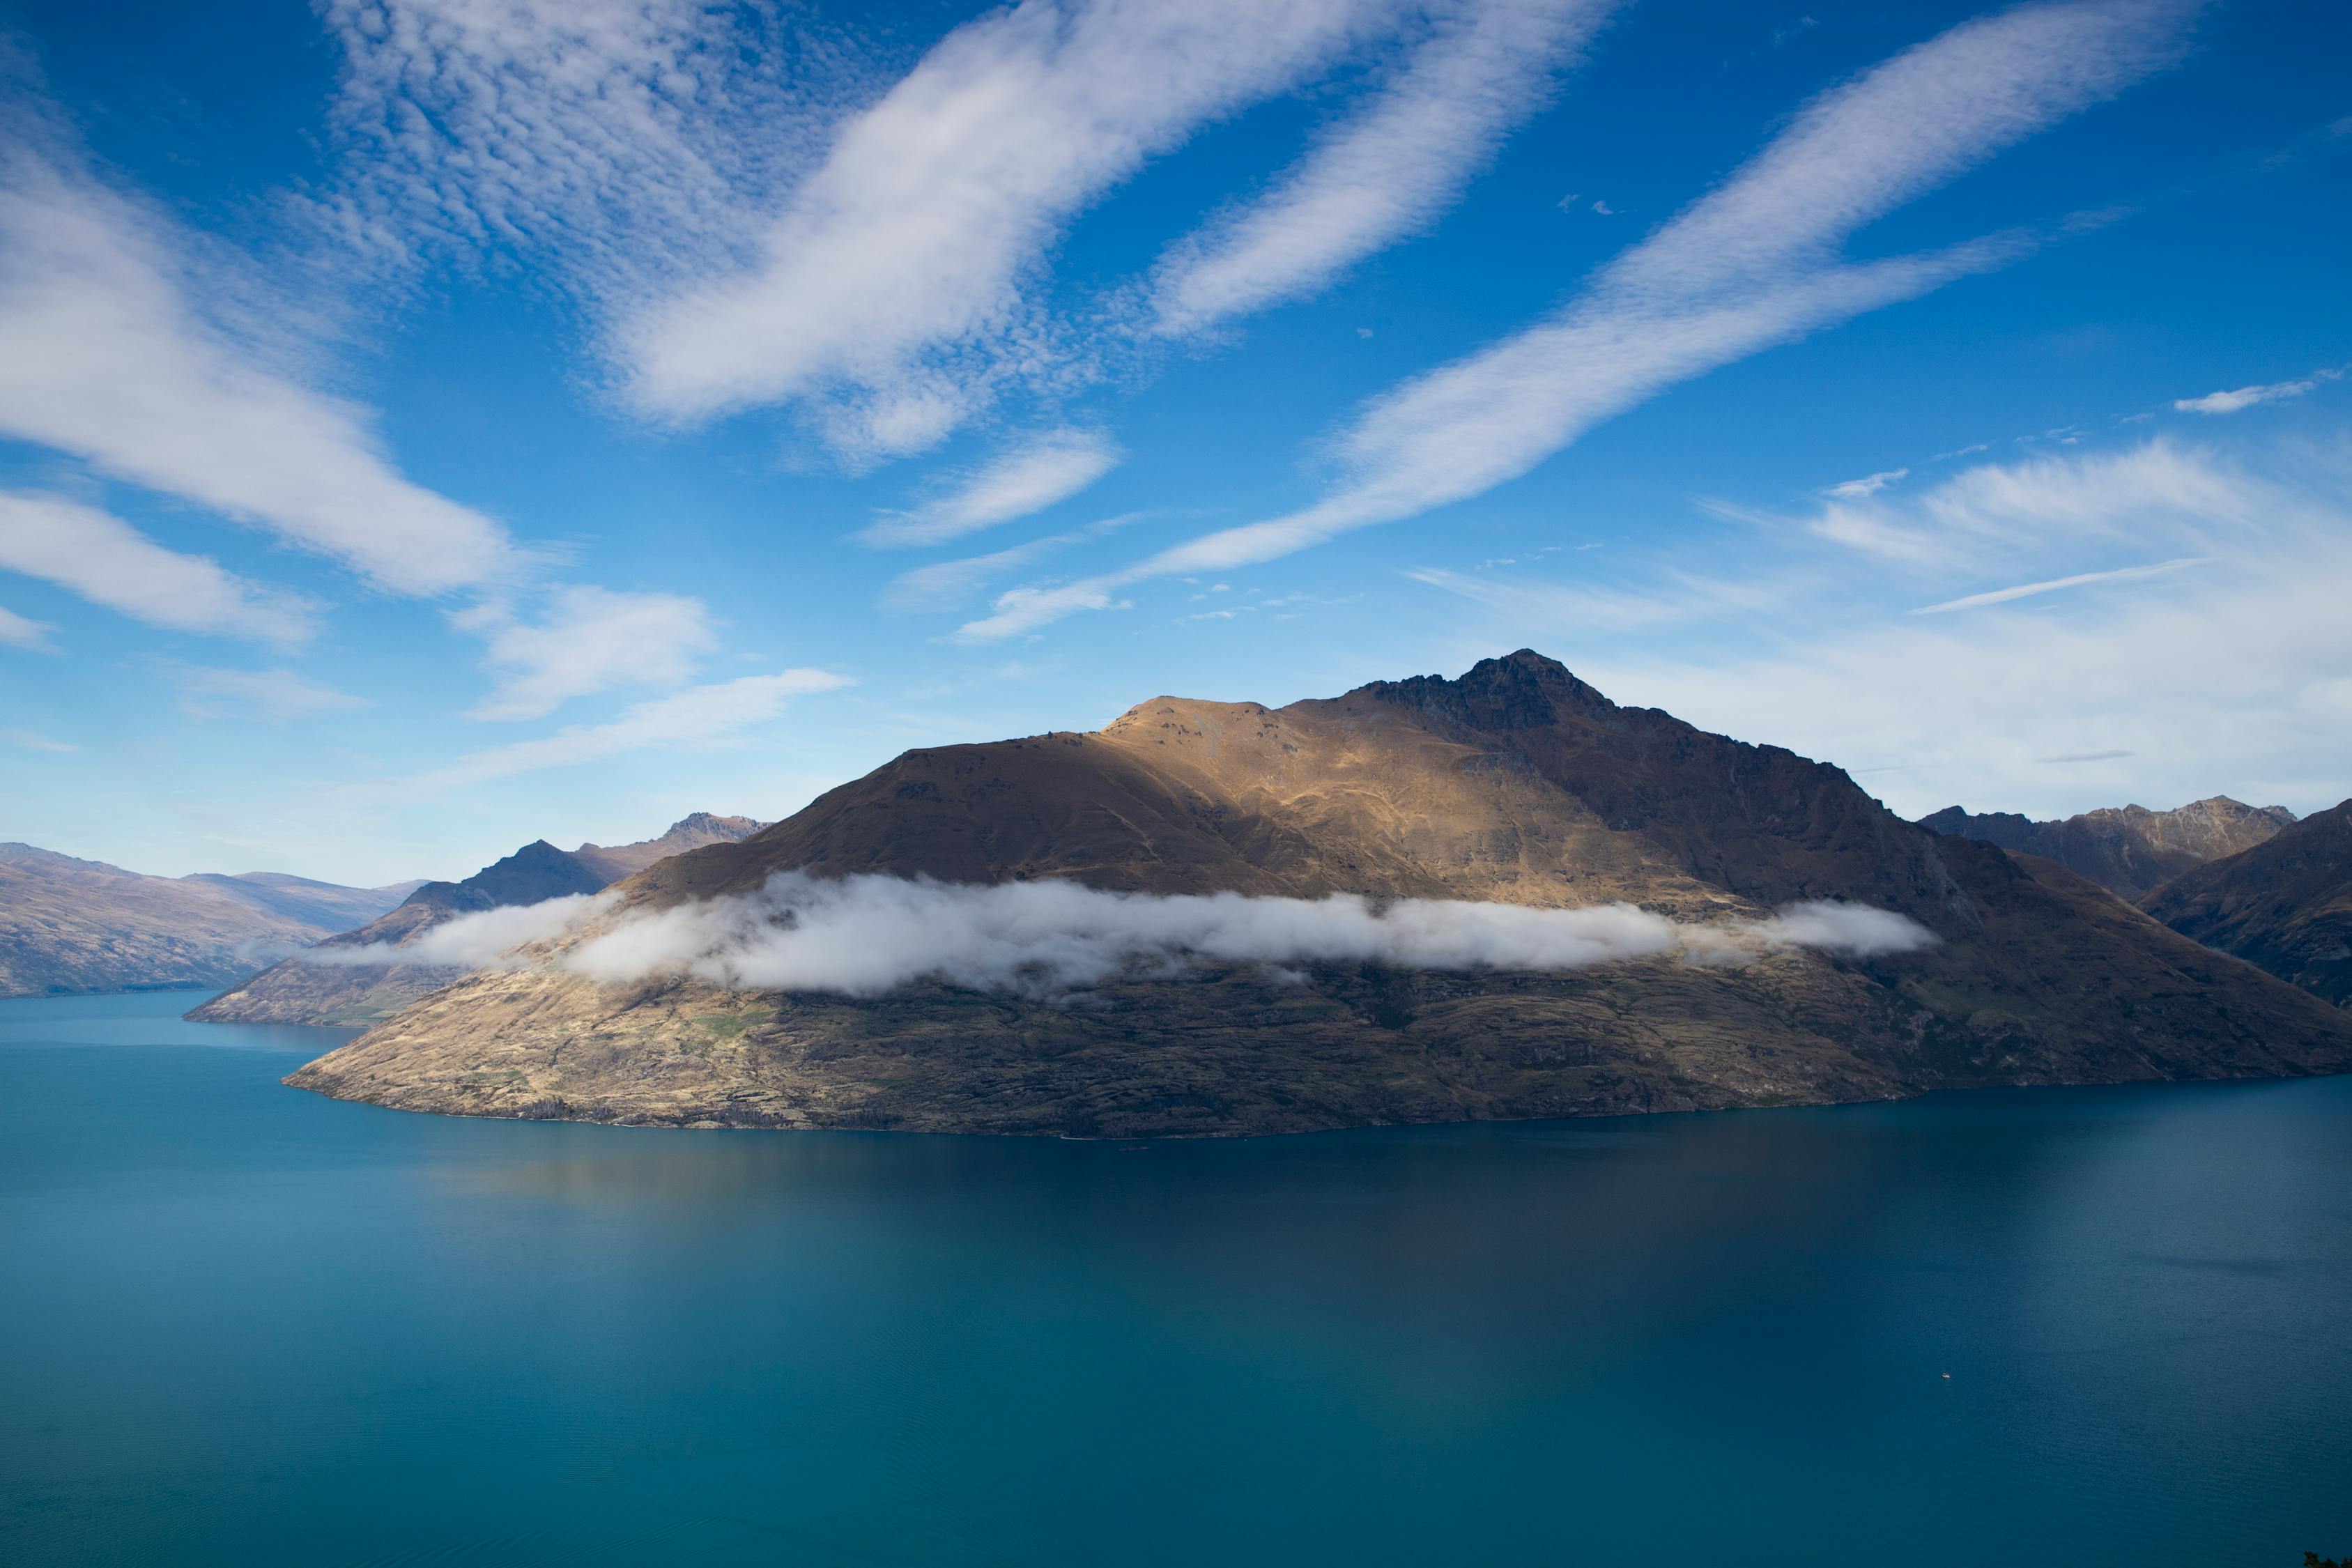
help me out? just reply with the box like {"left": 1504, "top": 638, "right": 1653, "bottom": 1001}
{"left": 3, "top": 989, "right": 2348, "bottom": 1566}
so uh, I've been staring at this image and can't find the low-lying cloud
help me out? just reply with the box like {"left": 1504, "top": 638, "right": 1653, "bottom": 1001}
{"left": 314, "top": 874, "right": 1935, "bottom": 997}
{"left": 294, "top": 893, "right": 617, "bottom": 970}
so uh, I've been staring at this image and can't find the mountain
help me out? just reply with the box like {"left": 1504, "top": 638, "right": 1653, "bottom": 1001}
{"left": 0, "top": 843, "right": 415, "bottom": 998}
{"left": 2140, "top": 799, "right": 2352, "bottom": 1008}
{"left": 190, "top": 815, "right": 767, "bottom": 1026}
{"left": 1916, "top": 797, "right": 2296, "bottom": 900}
{"left": 571, "top": 813, "right": 770, "bottom": 882}
{"left": 286, "top": 653, "right": 2352, "bottom": 1137}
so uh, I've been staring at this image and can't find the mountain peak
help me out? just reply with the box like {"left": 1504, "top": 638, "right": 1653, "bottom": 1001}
{"left": 2144, "top": 796, "right": 2352, "bottom": 1007}
{"left": 195, "top": 812, "right": 767, "bottom": 1026}
{"left": 1919, "top": 795, "right": 2298, "bottom": 900}
{"left": 1360, "top": 648, "right": 1617, "bottom": 734}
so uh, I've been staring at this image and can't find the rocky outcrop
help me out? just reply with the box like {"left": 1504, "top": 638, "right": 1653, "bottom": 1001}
{"left": 1916, "top": 797, "right": 2295, "bottom": 900}
{"left": 2142, "top": 799, "right": 2352, "bottom": 1007}
{"left": 286, "top": 654, "right": 2352, "bottom": 1136}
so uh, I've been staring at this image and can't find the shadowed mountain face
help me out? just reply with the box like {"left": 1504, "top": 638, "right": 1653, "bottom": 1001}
{"left": 1916, "top": 797, "right": 2296, "bottom": 900}
{"left": 288, "top": 654, "right": 2352, "bottom": 1138}
{"left": 191, "top": 815, "right": 767, "bottom": 1027}
{"left": 0, "top": 844, "right": 415, "bottom": 998}
{"left": 2142, "top": 799, "right": 2352, "bottom": 1008}
{"left": 1921, "top": 797, "right": 2298, "bottom": 898}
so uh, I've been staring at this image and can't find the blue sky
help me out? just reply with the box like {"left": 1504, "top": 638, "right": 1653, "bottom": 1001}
{"left": 1, "top": 0, "right": 2346, "bottom": 886}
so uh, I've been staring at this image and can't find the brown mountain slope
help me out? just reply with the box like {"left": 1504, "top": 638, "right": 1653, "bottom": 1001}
{"left": 0, "top": 844, "right": 413, "bottom": 998}
{"left": 288, "top": 654, "right": 2352, "bottom": 1137}
{"left": 192, "top": 815, "right": 767, "bottom": 1026}
{"left": 1917, "top": 797, "right": 2295, "bottom": 899}
{"left": 2140, "top": 799, "right": 2352, "bottom": 1007}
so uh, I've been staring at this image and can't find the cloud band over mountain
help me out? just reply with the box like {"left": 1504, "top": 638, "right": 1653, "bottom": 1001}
{"left": 300, "top": 873, "right": 1936, "bottom": 997}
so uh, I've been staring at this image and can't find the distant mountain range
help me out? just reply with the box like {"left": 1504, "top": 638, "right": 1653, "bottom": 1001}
{"left": 1916, "top": 793, "right": 2352, "bottom": 1010}
{"left": 2142, "top": 799, "right": 2352, "bottom": 1008}
{"left": 287, "top": 653, "right": 2352, "bottom": 1138}
{"left": 0, "top": 843, "right": 420, "bottom": 998}
{"left": 1915, "top": 797, "right": 2296, "bottom": 900}
{"left": 190, "top": 814, "right": 766, "bottom": 1026}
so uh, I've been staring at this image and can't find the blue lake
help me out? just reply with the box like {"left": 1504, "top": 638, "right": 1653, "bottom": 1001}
{"left": 2, "top": 988, "right": 2348, "bottom": 1566}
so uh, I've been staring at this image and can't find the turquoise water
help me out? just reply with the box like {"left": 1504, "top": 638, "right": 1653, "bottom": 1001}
{"left": 3, "top": 990, "right": 2348, "bottom": 1567}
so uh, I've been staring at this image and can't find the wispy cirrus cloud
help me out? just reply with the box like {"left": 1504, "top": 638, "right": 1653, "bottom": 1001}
{"left": 409, "top": 668, "right": 852, "bottom": 791}
{"left": 1806, "top": 439, "right": 2261, "bottom": 566}
{"left": 1403, "top": 564, "right": 1799, "bottom": 633}
{"left": 878, "top": 511, "right": 1144, "bottom": 613}
{"left": 617, "top": 0, "right": 1402, "bottom": 458}
{"left": 0, "top": 604, "right": 56, "bottom": 650}
{"left": 2172, "top": 366, "right": 2342, "bottom": 415}
{"left": 882, "top": 537, "right": 1073, "bottom": 615}
{"left": 0, "top": 491, "right": 318, "bottom": 645}
{"left": 174, "top": 666, "right": 373, "bottom": 722}
{"left": 1409, "top": 436, "right": 2350, "bottom": 819}
{"left": 1586, "top": 523, "right": 2351, "bottom": 822}
{"left": 458, "top": 585, "right": 718, "bottom": 721}
{"left": 1821, "top": 467, "right": 1907, "bottom": 498}
{"left": 860, "top": 430, "right": 1122, "bottom": 548}
{"left": 1908, "top": 555, "right": 2212, "bottom": 615}
{"left": 0, "top": 125, "right": 515, "bottom": 597}
{"left": 1149, "top": 0, "right": 1617, "bottom": 335}
{"left": 958, "top": 0, "right": 2201, "bottom": 640}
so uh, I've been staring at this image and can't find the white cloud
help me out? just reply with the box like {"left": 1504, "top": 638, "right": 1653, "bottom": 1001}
{"left": 617, "top": 0, "right": 1396, "bottom": 452}
{"left": 555, "top": 873, "right": 1932, "bottom": 997}
{"left": 860, "top": 431, "right": 1121, "bottom": 548}
{"left": 1908, "top": 555, "right": 2211, "bottom": 615}
{"left": 1822, "top": 467, "right": 1907, "bottom": 498}
{"left": 312, "top": 0, "right": 839, "bottom": 300}
{"left": 1424, "top": 439, "right": 2352, "bottom": 821}
{"left": 8, "top": 729, "right": 75, "bottom": 753}
{"left": 1809, "top": 439, "right": 2262, "bottom": 565}
{"left": 2172, "top": 367, "right": 2342, "bottom": 415}
{"left": 460, "top": 585, "right": 718, "bottom": 721}
{"left": 1149, "top": 0, "right": 1615, "bottom": 334}
{"left": 882, "top": 536, "right": 1076, "bottom": 615}
{"left": 298, "top": 891, "right": 617, "bottom": 969}
{"left": 410, "top": 668, "right": 852, "bottom": 790}
{"left": 0, "top": 137, "right": 514, "bottom": 596}
{"left": 1591, "top": 544, "right": 2352, "bottom": 822}
{"left": 0, "top": 604, "right": 56, "bottom": 650}
{"left": 0, "top": 491, "right": 317, "bottom": 645}
{"left": 954, "top": 576, "right": 1132, "bottom": 643}
{"left": 1401, "top": 565, "right": 1792, "bottom": 633}
{"left": 174, "top": 666, "right": 373, "bottom": 722}
{"left": 286, "top": 877, "right": 1932, "bottom": 994}
{"left": 960, "top": 0, "right": 2197, "bottom": 640}
{"left": 1760, "top": 901, "right": 1930, "bottom": 955}
{"left": 882, "top": 512, "right": 1147, "bottom": 613}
